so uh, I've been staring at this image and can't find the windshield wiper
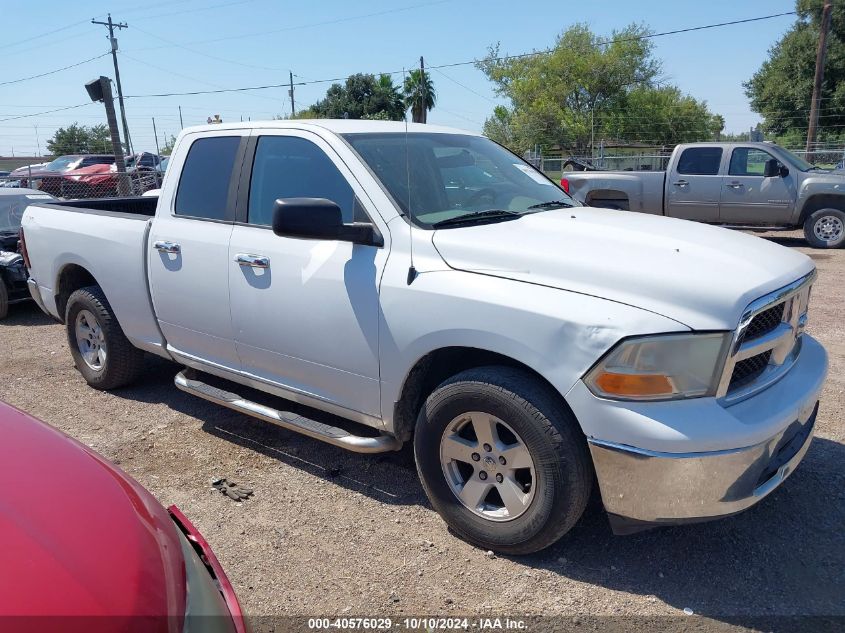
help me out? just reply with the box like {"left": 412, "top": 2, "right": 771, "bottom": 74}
{"left": 527, "top": 200, "right": 574, "bottom": 210}
{"left": 431, "top": 209, "right": 522, "bottom": 228}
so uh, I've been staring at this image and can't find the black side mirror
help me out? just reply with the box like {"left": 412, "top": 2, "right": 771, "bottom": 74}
{"left": 271, "top": 198, "right": 382, "bottom": 246}
{"left": 763, "top": 158, "right": 786, "bottom": 178}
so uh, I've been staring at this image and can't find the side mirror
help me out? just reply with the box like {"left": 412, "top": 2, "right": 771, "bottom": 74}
{"left": 271, "top": 198, "right": 382, "bottom": 246}
{"left": 763, "top": 158, "right": 787, "bottom": 178}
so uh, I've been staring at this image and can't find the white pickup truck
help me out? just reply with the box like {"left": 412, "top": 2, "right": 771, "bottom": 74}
{"left": 21, "top": 121, "right": 828, "bottom": 553}
{"left": 564, "top": 141, "right": 845, "bottom": 248}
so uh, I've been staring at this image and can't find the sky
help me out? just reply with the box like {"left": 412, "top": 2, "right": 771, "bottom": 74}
{"left": 0, "top": 0, "right": 800, "bottom": 157}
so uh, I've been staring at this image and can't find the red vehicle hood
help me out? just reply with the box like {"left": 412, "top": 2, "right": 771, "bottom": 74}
{"left": 0, "top": 403, "right": 186, "bottom": 631}
{"left": 63, "top": 163, "right": 116, "bottom": 186}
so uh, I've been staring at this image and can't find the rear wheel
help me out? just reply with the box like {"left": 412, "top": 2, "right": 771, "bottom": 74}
{"left": 414, "top": 366, "right": 592, "bottom": 555}
{"left": 804, "top": 208, "right": 845, "bottom": 248}
{"left": 65, "top": 286, "right": 144, "bottom": 390}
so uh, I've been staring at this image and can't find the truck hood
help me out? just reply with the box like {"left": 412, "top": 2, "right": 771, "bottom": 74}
{"left": 431, "top": 208, "right": 815, "bottom": 330}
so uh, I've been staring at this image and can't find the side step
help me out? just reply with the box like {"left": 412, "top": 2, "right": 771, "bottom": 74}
{"left": 174, "top": 370, "right": 402, "bottom": 454}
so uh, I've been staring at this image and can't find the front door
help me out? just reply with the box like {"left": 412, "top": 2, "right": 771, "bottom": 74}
{"left": 148, "top": 132, "right": 247, "bottom": 370}
{"left": 719, "top": 147, "right": 795, "bottom": 225}
{"left": 227, "top": 131, "right": 386, "bottom": 417}
{"left": 665, "top": 146, "right": 724, "bottom": 222}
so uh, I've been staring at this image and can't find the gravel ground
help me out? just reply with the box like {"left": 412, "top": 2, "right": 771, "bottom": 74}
{"left": 1, "top": 230, "right": 843, "bottom": 631}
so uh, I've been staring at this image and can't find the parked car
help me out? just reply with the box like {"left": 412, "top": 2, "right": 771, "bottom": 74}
{"left": 0, "top": 189, "right": 55, "bottom": 319}
{"left": 0, "top": 400, "right": 246, "bottom": 632}
{"left": 60, "top": 152, "right": 163, "bottom": 198}
{"left": 21, "top": 121, "right": 827, "bottom": 554}
{"left": 563, "top": 142, "right": 845, "bottom": 248}
{"left": 23, "top": 154, "right": 115, "bottom": 195}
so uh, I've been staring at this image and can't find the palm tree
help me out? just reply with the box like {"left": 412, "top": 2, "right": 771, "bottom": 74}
{"left": 404, "top": 69, "right": 436, "bottom": 123}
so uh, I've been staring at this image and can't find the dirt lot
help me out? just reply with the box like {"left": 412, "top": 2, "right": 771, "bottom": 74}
{"left": 1, "top": 231, "right": 843, "bottom": 631}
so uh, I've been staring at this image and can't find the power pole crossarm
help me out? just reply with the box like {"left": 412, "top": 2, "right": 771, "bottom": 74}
{"left": 807, "top": 0, "right": 833, "bottom": 155}
{"left": 92, "top": 14, "right": 132, "bottom": 155}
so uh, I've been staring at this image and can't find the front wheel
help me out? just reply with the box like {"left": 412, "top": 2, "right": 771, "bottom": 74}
{"left": 65, "top": 286, "right": 145, "bottom": 390}
{"left": 414, "top": 367, "right": 592, "bottom": 555}
{"left": 804, "top": 208, "right": 845, "bottom": 248}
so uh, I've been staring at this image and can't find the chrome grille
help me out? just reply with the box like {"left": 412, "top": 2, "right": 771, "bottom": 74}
{"left": 742, "top": 303, "right": 785, "bottom": 342}
{"left": 717, "top": 272, "right": 815, "bottom": 403}
{"left": 729, "top": 350, "right": 772, "bottom": 390}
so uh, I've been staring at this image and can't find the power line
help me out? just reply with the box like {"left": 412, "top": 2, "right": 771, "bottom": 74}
{"left": 0, "top": 52, "right": 110, "bottom": 87}
{"left": 0, "top": 103, "right": 94, "bottom": 123}
{"left": 0, "top": 18, "right": 98, "bottom": 51}
{"left": 123, "top": 10, "right": 799, "bottom": 100}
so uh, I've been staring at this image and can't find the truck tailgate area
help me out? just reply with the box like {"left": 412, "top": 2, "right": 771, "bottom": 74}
{"left": 22, "top": 201, "right": 167, "bottom": 356}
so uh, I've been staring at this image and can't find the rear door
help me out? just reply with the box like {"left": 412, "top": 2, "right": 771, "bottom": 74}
{"left": 148, "top": 130, "right": 249, "bottom": 370}
{"left": 719, "top": 146, "right": 794, "bottom": 224}
{"left": 665, "top": 146, "right": 724, "bottom": 221}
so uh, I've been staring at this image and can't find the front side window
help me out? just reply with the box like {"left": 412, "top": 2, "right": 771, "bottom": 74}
{"left": 343, "top": 132, "right": 576, "bottom": 228}
{"left": 175, "top": 136, "right": 241, "bottom": 220}
{"left": 729, "top": 148, "right": 777, "bottom": 176}
{"left": 247, "top": 136, "right": 356, "bottom": 226}
{"left": 676, "top": 147, "right": 723, "bottom": 175}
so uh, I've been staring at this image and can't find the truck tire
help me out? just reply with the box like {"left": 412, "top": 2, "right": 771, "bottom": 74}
{"left": 65, "top": 286, "right": 144, "bottom": 390}
{"left": 414, "top": 366, "right": 591, "bottom": 555}
{"left": 0, "top": 281, "right": 8, "bottom": 320}
{"left": 803, "top": 208, "right": 845, "bottom": 249}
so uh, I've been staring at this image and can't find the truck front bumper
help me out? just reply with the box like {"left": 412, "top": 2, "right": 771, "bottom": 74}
{"left": 572, "top": 335, "right": 827, "bottom": 533}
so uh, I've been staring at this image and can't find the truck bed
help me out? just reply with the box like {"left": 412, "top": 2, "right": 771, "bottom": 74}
{"left": 565, "top": 170, "right": 666, "bottom": 214}
{"left": 22, "top": 197, "right": 166, "bottom": 355}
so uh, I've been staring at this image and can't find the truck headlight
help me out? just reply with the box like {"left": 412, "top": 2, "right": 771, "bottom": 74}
{"left": 584, "top": 333, "right": 730, "bottom": 401}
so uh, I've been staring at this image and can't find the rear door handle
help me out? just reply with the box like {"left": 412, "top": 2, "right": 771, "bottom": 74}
{"left": 153, "top": 240, "right": 181, "bottom": 254}
{"left": 726, "top": 181, "right": 744, "bottom": 189}
{"left": 234, "top": 253, "right": 270, "bottom": 269}
{"left": 673, "top": 180, "right": 689, "bottom": 187}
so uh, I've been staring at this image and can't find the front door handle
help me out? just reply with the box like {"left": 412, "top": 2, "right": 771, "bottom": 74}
{"left": 673, "top": 180, "right": 689, "bottom": 187}
{"left": 726, "top": 181, "right": 744, "bottom": 189}
{"left": 234, "top": 253, "right": 270, "bottom": 269}
{"left": 153, "top": 240, "right": 181, "bottom": 254}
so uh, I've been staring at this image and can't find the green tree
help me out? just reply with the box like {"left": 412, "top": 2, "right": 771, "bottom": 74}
{"left": 46, "top": 123, "right": 111, "bottom": 155}
{"left": 160, "top": 134, "right": 178, "bottom": 155}
{"left": 745, "top": 0, "right": 845, "bottom": 142}
{"left": 477, "top": 23, "right": 662, "bottom": 153}
{"left": 602, "top": 86, "right": 722, "bottom": 145}
{"left": 306, "top": 73, "right": 405, "bottom": 120}
{"left": 482, "top": 105, "right": 516, "bottom": 147}
{"left": 403, "top": 68, "right": 436, "bottom": 123}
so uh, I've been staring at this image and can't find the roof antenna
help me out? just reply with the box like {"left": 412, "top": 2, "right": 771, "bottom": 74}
{"left": 403, "top": 66, "right": 417, "bottom": 285}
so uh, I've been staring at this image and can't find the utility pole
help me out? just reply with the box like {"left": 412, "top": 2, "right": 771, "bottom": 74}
{"left": 92, "top": 14, "right": 132, "bottom": 155}
{"left": 152, "top": 117, "right": 161, "bottom": 157}
{"left": 807, "top": 0, "right": 833, "bottom": 155}
{"left": 419, "top": 56, "right": 427, "bottom": 124}
{"left": 86, "top": 77, "right": 130, "bottom": 195}
{"left": 178, "top": 105, "right": 184, "bottom": 130}
{"left": 289, "top": 71, "right": 295, "bottom": 117}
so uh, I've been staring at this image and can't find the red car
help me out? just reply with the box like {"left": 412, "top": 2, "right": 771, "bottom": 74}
{"left": 0, "top": 401, "right": 246, "bottom": 633}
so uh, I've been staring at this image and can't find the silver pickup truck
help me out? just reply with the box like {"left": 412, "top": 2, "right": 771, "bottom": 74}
{"left": 564, "top": 142, "right": 845, "bottom": 248}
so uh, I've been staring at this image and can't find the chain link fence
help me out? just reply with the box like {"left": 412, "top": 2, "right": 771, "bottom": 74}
{"left": 1, "top": 161, "right": 163, "bottom": 199}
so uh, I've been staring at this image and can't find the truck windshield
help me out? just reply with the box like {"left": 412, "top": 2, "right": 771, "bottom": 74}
{"left": 343, "top": 132, "right": 578, "bottom": 229}
{"left": 772, "top": 146, "right": 816, "bottom": 171}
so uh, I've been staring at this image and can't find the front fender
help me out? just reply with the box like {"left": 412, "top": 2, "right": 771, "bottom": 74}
{"left": 378, "top": 269, "right": 687, "bottom": 433}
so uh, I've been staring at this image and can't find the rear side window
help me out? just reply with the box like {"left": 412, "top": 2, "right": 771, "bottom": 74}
{"left": 247, "top": 136, "right": 355, "bottom": 226}
{"left": 676, "top": 147, "right": 723, "bottom": 175}
{"left": 175, "top": 136, "right": 241, "bottom": 220}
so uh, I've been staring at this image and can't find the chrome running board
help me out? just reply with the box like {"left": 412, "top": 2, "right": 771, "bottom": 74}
{"left": 175, "top": 370, "right": 402, "bottom": 454}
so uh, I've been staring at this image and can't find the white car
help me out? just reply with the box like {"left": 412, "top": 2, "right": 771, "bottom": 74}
{"left": 20, "top": 120, "right": 827, "bottom": 553}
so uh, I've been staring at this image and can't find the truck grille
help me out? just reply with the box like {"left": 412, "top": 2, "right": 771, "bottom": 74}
{"left": 717, "top": 272, "right": 814, "bottom": 401}
{"left": 729, "top": 350, "right": 772, "bottom": 391}
{"left": 742, "top": 303, "right": 785, "bottom": 342}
